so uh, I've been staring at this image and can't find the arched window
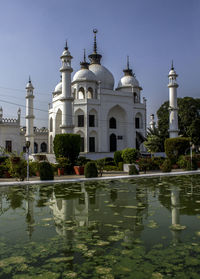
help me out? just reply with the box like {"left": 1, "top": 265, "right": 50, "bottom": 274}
{"left": 50, "top": 117, "right": 53, "bottom": 132}
{"left": 110, "top": 133, "right": 117, "bottom": 152}
{"left": 134, "top": 92, "right": 138, "bottom": 103}
{"left": 87, "top": 87, "right": 93, "bottom": 99}
{"left": 78, "top": 87, "right": 85, "bottom": 99}
{"left": 135, "top": 113, "right": 143, "bottom": 129}
{"left": 109, "top": 117, "right": 116, "bottom": 129}
{"left": 34, "top": 142, "right": 38, "bottom": 153}
{"left": 41, "top": 142, "right": 47, "bottom": 153}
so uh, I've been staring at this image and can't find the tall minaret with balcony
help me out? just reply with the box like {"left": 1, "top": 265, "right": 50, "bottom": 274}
{"left": 60, "top": 41, "right": 74, "bottom": 133}
{"left": 25, "top": 77, "right": 35, "bottom": 153}
{"left": 168, "top": 61, "right": 179, "bottom": 138}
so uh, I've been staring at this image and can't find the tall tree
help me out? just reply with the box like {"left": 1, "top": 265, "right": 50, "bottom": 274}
{"left": 157, "top": 97, "right": 200, "bottom": 147}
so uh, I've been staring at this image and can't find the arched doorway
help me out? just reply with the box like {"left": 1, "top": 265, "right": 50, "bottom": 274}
{"left": 41, "top": 142, "right": 47, "bottom": 153}
{"left": 110, "top": 133, "right": 117, "bottom": 152}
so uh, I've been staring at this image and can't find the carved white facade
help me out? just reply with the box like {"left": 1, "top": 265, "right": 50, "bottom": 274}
{"left": 49, "top": 31, "right": 147, "bottom": 156}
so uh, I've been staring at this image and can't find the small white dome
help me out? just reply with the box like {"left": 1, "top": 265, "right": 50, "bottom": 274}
{"left": 26, "top": 81, "right": 34, "bottom": 89}
{"left": 89, "top": 64, "right": 114, "bottom": 90}
{"left": 54, "top": 82, "right": 62, "bottom": 92}
{"left": 168, "top": 69, "right": 177, "bottom": 76}
{"left": 118, "top": 75, "right": 139, "bottom": 88}
{"left": 72, "top": 68, "right": 97, "bottom": 83}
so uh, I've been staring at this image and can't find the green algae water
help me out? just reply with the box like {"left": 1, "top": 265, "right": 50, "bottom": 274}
{"left": 0, "top": 174, "right": 200, "bottom": 279}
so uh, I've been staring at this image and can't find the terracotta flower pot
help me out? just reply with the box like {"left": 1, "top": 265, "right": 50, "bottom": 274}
{"left": 58, "top": 168, "right": 64, "bottom": 176}
{"left": 74, "top": 166, "right": 84, "bottom": 175}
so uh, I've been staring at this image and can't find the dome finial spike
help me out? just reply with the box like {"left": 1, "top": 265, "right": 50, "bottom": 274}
{"left": 65, "top": 40, "right": 68, "bottom": 50}
{"left": 127, "top": 56, "right": 130, "bottom": 69}
{"left": 29, "top": 75, "right": 31, "bottom": 83}
{"left": 93, "top": 28, "right": 98, "bottom": 53}
{"left": 171, "top": 60, "right": 174, "bottom": 70}
{"left": 84, "top": 48, "right": 86, "bottom": 62}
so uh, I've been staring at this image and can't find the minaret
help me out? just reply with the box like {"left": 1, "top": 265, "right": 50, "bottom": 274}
{"left": 17, "top": 108, "right": 21, "bottom": 125}
{"left": 0, "top": 107, "right": 3, "bottom": 122}
{"left": 60, "top": 41, "right": 74, "bottom": 133}
{"left": 25, "top": 77, "right": 35, "bottom": 153}
{"left": 149, "top": 114, "right": 156, "bottom": 130}
{"left": 168, "top": 61, "right": 179, "bottom": 138}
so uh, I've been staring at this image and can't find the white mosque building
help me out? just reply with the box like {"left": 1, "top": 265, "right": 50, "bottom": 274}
{"left": 48, "top": 30, "right": 147, "bottom": 157}
{"left": 0, "top": 30, "right": 180, "bottom": 159}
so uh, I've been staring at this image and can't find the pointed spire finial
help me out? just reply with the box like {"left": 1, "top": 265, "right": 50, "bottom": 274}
{"left": 64, "top": 40, "right": 68, "bottom": 50}
{"left": 93, "top": 28, "right": 98, "bottom": 54}
{"left": 80, "top": 49, "right": 89, "bottom": 69}
{"left": 127, "top": 56, "right": 130, "bottom": 69}
{"left": 84, "top": 48, "right": 86, "bottom": 62}
{"left": 171, "top": 60, "right": 174, "bottom": 70}
{"left": 29, "top": 75, "right": 31, "bottom": 83}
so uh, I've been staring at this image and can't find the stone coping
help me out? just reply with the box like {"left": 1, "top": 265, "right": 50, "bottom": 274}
{"left": 0, "top": 170, "right": 199, "bottom": 187}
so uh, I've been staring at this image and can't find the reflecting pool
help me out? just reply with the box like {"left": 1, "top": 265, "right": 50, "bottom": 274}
{"left": 0, "top": 174, "right": 200, "bottom": 278}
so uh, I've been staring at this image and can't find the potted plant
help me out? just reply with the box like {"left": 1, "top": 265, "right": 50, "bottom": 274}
{"left": 74, "top": 156, "right": 88, "bottom": 175}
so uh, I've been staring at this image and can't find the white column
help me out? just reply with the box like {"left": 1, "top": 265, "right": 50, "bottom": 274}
{"left": 60, "top": 43, "right": 74, "bottom": 134}
{"left": 25, "top": 78, "right": 35, "bottom": 153}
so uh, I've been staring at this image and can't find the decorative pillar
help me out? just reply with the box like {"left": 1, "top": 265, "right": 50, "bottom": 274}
{"left": 25, "top": 77, "right": 35, "bottom": 153}
{"left": 168, "top": 62, "right": 179, "bottom": 138}
{"left": 60, "top": 41, "right": 74, "bottom": 133}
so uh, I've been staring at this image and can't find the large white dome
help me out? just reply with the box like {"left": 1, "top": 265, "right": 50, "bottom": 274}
{"left": 118, "top": 75, "right": 139, "bottom": 88}
{"left": 89, "top": 64, "right": 114, "bottom": 90}
{"left": 54, "top": 82, "right": 62, "bottom": 92}
{"left": 72, "top": 68, "right": 97, "bottom": 83}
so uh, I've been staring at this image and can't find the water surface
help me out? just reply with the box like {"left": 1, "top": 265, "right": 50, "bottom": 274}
{"left": 0, "top": 174, "right": 200, "bottom": 278}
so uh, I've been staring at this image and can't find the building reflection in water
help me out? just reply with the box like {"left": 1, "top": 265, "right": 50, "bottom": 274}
{"left": 49, "top": 181, "right": 148, "bottom": 245}
{"left": 25, "top": 186, "right": 35, "bottom": 240}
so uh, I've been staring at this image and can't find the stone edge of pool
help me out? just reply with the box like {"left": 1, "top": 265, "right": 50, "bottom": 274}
{"left": 0, "top": 170, "right": 200, "bottom": 187}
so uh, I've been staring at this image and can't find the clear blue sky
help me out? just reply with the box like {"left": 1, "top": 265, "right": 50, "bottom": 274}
{"left": 0, "top": 0, "right": 199, "bottom": 127}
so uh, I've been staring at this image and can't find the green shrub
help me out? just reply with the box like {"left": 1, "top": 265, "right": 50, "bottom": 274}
{"left": 118, "top": 161, "right": 123, "bottom": 171}
{"left": 53, "top": 134, "right": 81, "bottom": 164}
{"left": 57, "top": 158, "right": 74, "bottom": 174}
{"left": 84, "top": 162, "right": 98, "bottom": 178}
{"left": 164, "top": 137, "right": 190, "bottom": 164}
{"left": 114, "top": 151, "right": 122, "bottom": 166}
{"left": 160, "top": 159, "right": 172, "bottom": 172}
{"left": 96, "top": 158, "right": 105, "bottom": 177}
{"left": 9, "top": 158, "right": 27, "bottom": 181}
{"left": 103, "top": 165, "right": 119, "bottom": 171}
{"left": 177, "top": 155, "right": 188, "bottom": 169}
{"left": 0, "top": 164, "right": 6, "bottom": 178}
{"left": 76, "top": 156, "right": 90, "bottom": 166}
{"left": 129, "top": 164, "right": 139, "bottom": 175}
{"left": 122, "top": 148, "right": 140, "bottom": 164}
{"left": 39, "top": 162, "right": 54, "bottom": 180}
{"left": 185, "top": 157, "right": 198, "bottom": 171}
{"left": 104, "top": 157, "right": 115, "bottom": 166}
{"left": 29, "top": 161, "right": 40, "bottom": 176}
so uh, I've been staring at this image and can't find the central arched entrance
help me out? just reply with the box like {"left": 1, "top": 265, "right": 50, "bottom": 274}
{"left": 110, "top": 133, "right": 117, "bottom": 152}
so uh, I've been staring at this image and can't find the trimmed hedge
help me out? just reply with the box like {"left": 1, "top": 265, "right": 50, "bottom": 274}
{"left": 164, "top": 137, "right": 190, "bottom": 164}
{"left": 122, "top": 148, "right": 140, "bottom": 164}
{"left": 129, "top": 164, "right": 139, "bottom": 175}
{"left": 39, "top": 162, "right": 54, "bottom": 180}
{"left": 114, "top": 151, "right": 122, "bottom": 166}
{"left": 160, "top": 158, "right": 172, "bottom": 172}
{"left": 53, "top": 134, "right": 81, "bottom": 164}
{"left": 84, "top": 162, "right": 98, "bottom": 178}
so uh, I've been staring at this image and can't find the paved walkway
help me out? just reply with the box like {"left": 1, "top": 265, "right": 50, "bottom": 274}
{"left": 0, "top": 169, "right": 199, "bottom": 187}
